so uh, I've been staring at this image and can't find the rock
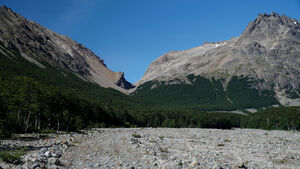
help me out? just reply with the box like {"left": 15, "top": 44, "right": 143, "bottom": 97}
{"left": 30, "top": 157, "right": 37, "bottom": 163}
{"left": 17, "top": 166, "right": 29, "bottom": 169}
{"left": 189, "top": 159, "right": 198, "bottom": 168}
{"left": 61, "top": 140, "right": 67, "bottom": 145}
{"left": 130, "top": 138, "right": 138, "bottom": 144}
{"left": 212, "top": 162, "right": 222, "bottom": 169}
{"left": 48, "top": 157, "right": 58, "bottom": 165}
{"left": 50, "top": 152, "right": 58, "bottom": 158}
{"left": 61, "top": 144, "right": 68, "bottom": 149}
{"left": 170, "top": 155, "right": 176, "bottom": 160}
{"left": 48, "top": 165, "right": 58, "bottom": 169}
{"left": 31, "top": 162, "right": 40, "bottom": 168}
{"left": 55, "top": 140, "right": 62, "bottom": 145}
{"left": 24, "top": 155, "right": 30, "bottom": 162}
{"left": 40, "top": 148, "right": 48, "bottom": 154}
{"left": 44, "top": 151, "right": 51, "bottom": 157}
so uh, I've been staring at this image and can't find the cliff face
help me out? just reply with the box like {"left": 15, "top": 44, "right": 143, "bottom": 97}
{"left": 137, "top": 12, "right": 300, "bottom": 106}
{"left": 0, "top": 6, "right": 133, "bottom": 93}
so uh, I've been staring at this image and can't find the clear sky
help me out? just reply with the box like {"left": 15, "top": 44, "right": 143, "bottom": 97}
{"left": 1, "top": 0, "right": 300, "bottom": 83}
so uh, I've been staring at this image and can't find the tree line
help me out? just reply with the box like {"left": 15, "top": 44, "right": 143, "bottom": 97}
{"left": 0, "top": 76, "right": 299, "bottom": 137}
{"left": 0, "top": 76, "right": 120, "bottom": 134}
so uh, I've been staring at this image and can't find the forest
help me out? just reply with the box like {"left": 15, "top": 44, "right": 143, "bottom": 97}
{"left": 0, "top": 46, "right": 299, "bottom": 137}
{"left": 0, "top": 74, "right": 299, "bottom": 136}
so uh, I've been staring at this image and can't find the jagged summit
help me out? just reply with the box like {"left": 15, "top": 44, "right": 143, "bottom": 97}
{"left": 0, "top": 5, "right": 14, "bottom": 12}
{"left": 136, "top": 12, "right": 300, "bottom": 106}
{"left": 0, "top": 6, "right": 134, "bottom": 93}
{"left": 242, "top": 12, "right": 299, "bottom": 41}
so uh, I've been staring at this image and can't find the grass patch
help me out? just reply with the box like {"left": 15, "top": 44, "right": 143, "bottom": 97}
{"left": 72, "top": 140, "right": 81, "bottom": 144}
{"left": 276, "top": 159, "right": 286, "bottom": 164}
{"left": 149, "top": 139, "right": 156, "bottom": 143}
{"left": 159, "top": 147, "right": 168, "bottom": 153}
{"left": 217, "top": 143, "right": 225, "bottom": 147}
{"left": 0, "top": 147, "right": 29, "bottom": 164}
{"left": 159, "top": 136, "right": 164, "bottom": 140}
{"left": 132, "top": 133, "right": 141, "bottom": 138}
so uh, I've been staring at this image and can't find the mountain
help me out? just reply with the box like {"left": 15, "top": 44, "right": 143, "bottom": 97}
{"left": 134, "top": 12, "right": 300, "bottom": 109}
{"left": 0, "top": 5, "right": 299, "bottom": 111}
{"left": 0, "top": 6, "right": 133, "bottom": 93}
{"left": 0, "top": 6, "right": 299, "bottom": 135}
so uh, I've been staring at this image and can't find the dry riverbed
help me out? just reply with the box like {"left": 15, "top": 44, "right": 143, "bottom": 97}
{"left": 0, "top": 128, "right": 299, "bottom": 169}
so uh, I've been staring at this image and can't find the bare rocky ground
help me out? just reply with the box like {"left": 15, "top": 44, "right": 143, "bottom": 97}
{"left": 0, "top": 128, "right": 300, "bottom": 169}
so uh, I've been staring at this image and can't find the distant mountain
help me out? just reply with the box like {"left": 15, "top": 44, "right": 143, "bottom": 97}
{"left": 134, "top": 12, "right": 300, "bottom": 109}
{"left": 0, "top": 6, "right": 133, "bottom": 93}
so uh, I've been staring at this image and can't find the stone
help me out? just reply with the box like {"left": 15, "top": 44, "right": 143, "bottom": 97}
{"left": 170, "top": 155, "right": 176, "bottom": 160}
{"left": 48, "top": 165, "right": 58, "bottom": 169}
{"left": 61, "top": 144, "right": 68, "bottom": 150}
{"left": 31, "top": 162, "right": 40, "bottom": 168}
{"left": 50, "top": 152, "right": 58, "bottom": 157}
{"left": 30, "top": 157, "right": 37, "bottom": 163}
{"left": 189, "top": 159, "right": 198, "bottom": 168}
{"left": 40, "top": 148, "right": 48, "bottom": 154}
{"left": 130, "top": 138, "right": 138, "bottom": 144}
{"left": 48, "top": 157, "right": 58, "bottom": 165}
{"left": 44, "top": 151, "right": 51, "bottom": 157}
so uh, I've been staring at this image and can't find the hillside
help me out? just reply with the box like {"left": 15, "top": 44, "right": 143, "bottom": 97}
{"left": 0, "top": 6, "right": 133, "bottom": 93}
{"left": 135, "top": 12, "right": 300, "bottom": 108}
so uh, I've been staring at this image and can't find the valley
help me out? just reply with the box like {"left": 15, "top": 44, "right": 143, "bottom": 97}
{"left": 0, "top": 4, "right": 299, "bottom": 169}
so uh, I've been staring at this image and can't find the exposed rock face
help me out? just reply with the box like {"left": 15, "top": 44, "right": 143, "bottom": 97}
{"left": 0, "top": 6, "right": 133, "bottom": 93}
{"left": 137, "top": 12, "right": 300, "bottom": 105}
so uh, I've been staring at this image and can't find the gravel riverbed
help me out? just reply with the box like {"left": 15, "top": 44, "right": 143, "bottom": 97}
{"left": 1, "top": 128, "right": 299, "bottom": 169}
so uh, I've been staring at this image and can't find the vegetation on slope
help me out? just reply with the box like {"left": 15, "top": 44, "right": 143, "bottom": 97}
{"left": 133, "top": 74, "right": 279, "bottom": 110}
{"left": 226, "top": 76, "right": 279, "bottom": 108}
{"left": 0, "top": 43, "right": 139, "bottom": 108}
{"left": 0, "top": 45, "right": 299, "bottom": 136}
{"left": 241, "top": 107, "right": 300, "bottom": 130}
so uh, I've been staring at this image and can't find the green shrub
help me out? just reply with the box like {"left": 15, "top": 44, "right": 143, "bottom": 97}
{"left": 132, "top": 133, "right": 141, "bottom": 138}
{"left": 0, "top": 147, "right": 28, "bottom": 164}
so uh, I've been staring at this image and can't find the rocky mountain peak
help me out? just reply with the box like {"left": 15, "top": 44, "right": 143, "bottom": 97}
{"left": 0, "top": 5, "right": 22, "bottom": 22}
{"left": 241, "top": 12, "right": 299, "bottom": 41}
{"left": 0, "top": 5, "right": 14, "bottom": 14}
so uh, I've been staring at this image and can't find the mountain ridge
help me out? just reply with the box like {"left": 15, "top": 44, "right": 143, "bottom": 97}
{"left": 136, "top": 12, "right": 300, "bottom": 106}
{"left": 0, "top": 5, "right": 134, "bottom": 93}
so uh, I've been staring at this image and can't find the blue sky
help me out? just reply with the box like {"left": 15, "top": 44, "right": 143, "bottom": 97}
{"left": 1, "top": 0, "right": 300, "bottom": 83}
